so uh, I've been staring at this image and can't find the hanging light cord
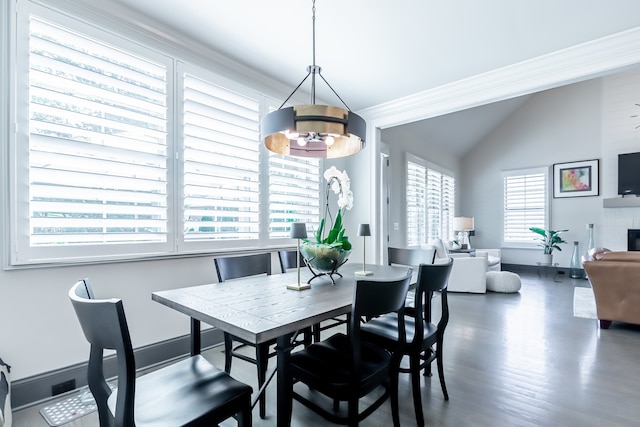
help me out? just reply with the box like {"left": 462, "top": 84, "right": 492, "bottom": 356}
{"left": 276, "top": 0, "right": 353, "bottom": 112}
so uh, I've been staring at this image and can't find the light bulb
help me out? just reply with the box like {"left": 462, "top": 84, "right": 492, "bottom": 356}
{"left": 297, "top": 137, "right": 307, "bottom": 146}
{"left": 324, "top": 135, "right": 335, "bottom": 146}
{"left": 284, "top": 129, "right": 299, "bottom": 140}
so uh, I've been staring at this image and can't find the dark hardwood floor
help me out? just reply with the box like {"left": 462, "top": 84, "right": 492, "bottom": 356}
{"left": 13, "top": 271, "right": 640, "bottom": 426}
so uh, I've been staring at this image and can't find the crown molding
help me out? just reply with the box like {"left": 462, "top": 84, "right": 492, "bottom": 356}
{"left": 360, "top": 26, "right": 640, "bottom": 130}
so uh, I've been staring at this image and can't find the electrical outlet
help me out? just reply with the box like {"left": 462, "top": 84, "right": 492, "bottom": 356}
{"left": 52, "top": 379, "right": 76, "bottom": 396}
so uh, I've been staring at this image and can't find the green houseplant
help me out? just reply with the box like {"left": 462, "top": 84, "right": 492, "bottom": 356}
{"left": 529, "top": 227, "right": 568, "bottom": 265}
{"left": 301, "top": 167, "right": 353, "bottom": 280}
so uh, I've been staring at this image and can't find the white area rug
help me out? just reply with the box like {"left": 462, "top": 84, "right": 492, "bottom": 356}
{"left": 573, "top": 287, "right": 597, "bottom": 320}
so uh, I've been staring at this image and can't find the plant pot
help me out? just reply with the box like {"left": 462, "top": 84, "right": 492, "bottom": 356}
{"left": 300, "top": 243, "right": 351, "bottom": 274}
{"left": 539, "top": 253, "right": 553, "bottom": 266}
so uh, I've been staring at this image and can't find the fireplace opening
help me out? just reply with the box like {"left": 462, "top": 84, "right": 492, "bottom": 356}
{"left": 628, "top": 229, "right": 640, "bottom": 251}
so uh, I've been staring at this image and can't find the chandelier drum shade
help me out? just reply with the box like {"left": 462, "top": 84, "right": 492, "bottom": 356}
{"left": 261, "top": 0, "right": 366, "bottom": 158}
{"left": 263, "top": 104, "right": 366, "bottom": 158}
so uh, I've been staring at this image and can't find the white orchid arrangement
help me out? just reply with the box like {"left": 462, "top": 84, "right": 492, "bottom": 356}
{"left": 308, "top": 166, "right": 353, "bottom": 251}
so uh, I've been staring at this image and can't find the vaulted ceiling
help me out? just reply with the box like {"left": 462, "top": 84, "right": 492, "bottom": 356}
{"left": 111, "top": 0, "right": 640, "bottom": 155}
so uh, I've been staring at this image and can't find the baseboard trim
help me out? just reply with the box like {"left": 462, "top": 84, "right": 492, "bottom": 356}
{"left": 502, "top": 263, "right": 570, "bottom": 276}
{"left": 12, "top": 328, "right": 224, "bottom": 410}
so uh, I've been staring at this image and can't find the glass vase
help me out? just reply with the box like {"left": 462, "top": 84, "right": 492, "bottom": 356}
{"left": 583, "top": 223, "right": 595, "bottom": 280}
{"left": 570, "top": 241, "right": 584, "bottom": 279}
{"left": 584, "top": 223, "right": 595, "bottom": 258}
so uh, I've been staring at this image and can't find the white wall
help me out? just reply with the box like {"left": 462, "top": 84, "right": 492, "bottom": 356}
{"left": 379, "top": 126, "right": 461, "bottom": 247}
{"left": 378, "top": 71, "right": 640, "bottom": 269}
{"left": 460, "top": 69, "right": 640, "bottom": 267}
{"left": 601, "top": 68, "right": 640, "bottom": 247}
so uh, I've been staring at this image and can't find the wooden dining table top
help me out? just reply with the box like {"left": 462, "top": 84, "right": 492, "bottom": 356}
{"left": 152, "top": 262, "right": 413, "bottom": 344}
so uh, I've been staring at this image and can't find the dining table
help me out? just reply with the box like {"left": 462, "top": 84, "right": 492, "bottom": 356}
{"left": 152, "top": 262, "right": 414, "bottom": 427}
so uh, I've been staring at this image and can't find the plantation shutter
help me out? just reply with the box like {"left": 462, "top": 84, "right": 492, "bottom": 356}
{"left": 26, "top": 17, "right": 169, "bottom": 251}
{"left": 407, "top": 161, "right": 427, "bottom": 246}
{"left": 268, "top": 154, "right": 321, "bottom": 239}
{"left": 426, "top": 168, "right": 455, "bottom": 242}
{"left": 407, "top": 160, "right": 455, "bottom": 246}
{"left": 182, "top": 72, "right": 261, "bottom": 241}
{"left": 503, "top": 170, "right": 547, "bottom": 243}
{"left": 441, "top": 173, "right": 456, "bottom": 241}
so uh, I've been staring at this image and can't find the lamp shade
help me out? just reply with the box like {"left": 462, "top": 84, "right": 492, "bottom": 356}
{"left": 290, "top": 222, "right": 308, "bottom": 239}
{"left": 453, "top": 217, "right": 474, "bottom": 231}
{"left": 357, "top": 223, "right": 371, "bottom": 237}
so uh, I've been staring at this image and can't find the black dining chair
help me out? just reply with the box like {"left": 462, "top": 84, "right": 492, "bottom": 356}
{"left": 279, "top": 249, "right": 349, "bottom": 342}
{"left": 215, "top": 252, "right": 311, "bottom": 418}
{"left": 388, "top": 246, "right": 436, "bottom": 267}
{"left": 388, "top": 246, "right": 436, "bottom": 308}
{"left": 214, "top": 253, "right": 274, "bottom": 418}
{"left": 361, "top": 259, "right": 453, "bottom": 427}
{"left": 68, "top": 279, "right": 252, "bottom": 427}
{"left": 288, "top": 270, "right": 413, "bottom": 427}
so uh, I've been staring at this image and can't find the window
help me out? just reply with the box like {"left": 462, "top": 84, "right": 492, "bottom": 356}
{"left": 182, "top": 71, "right": 261, "bottom": 243}
{"left": 268, "top": 153, "right": 321, "bottom": 239}
{"left": 10, "top": 4, "right": 321, "bottom": 265}
{"left": 503, "top": 168, "right": 548, "bottom": 245}
{"left": 407, "top": 157, "right": 455, "bottom": 246}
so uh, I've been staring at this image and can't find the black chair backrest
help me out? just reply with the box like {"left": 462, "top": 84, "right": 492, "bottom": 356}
{"left": 278, "top": 250, "right": 305, "bottom": 272}
{"left": 388, "top": 247, "right": 436, "bottom": 267}
{"left": 412, "top": 259, "right": 454, "bottom": 341}
{"left": 69, "top": 280, "right": 135, "bottom": 427}
{"left": 349, "top": 270, "right": 413, "bottom": 373}
{"left": 215, "top": 253, "right": 272, "bottom": 282}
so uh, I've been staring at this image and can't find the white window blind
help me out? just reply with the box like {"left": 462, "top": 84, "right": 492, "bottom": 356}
{"left": 21, "top": 16, "right": 169, "bottom": 260}
{"left": 407, "top": 159, "right": 455, "bottom": 246}
{"left": 503, "top": 169, "right": 547, "bottom": 244}
{"left": 268, "top": 154, "right": 320, "bottom": 239}
{"left": 426, "top": 169, "right": 455, "bottom": 242}
{"left": 12, "top": 5, "right": 326, "bottom": 265}
{"left": 182, "top": 73, "right": 261, "bottom": 242}
{"left": 407, "top": 161, "right": 427, "bottom": 246}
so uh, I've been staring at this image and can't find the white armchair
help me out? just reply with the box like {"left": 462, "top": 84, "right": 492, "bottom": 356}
{"left": 426, "top": 240, "right": 501, "bottom": 293}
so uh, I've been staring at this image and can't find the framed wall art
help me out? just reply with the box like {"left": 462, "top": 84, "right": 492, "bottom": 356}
{"left": 553, "top": 159, "right": 599, "bottom": 198}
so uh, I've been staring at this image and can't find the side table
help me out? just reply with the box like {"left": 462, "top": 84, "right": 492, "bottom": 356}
{"left": 536, "top": 262, "right": 562, "bottom": 282}
{"left": 449, "top": 248, "right": 476, "bottom": 257}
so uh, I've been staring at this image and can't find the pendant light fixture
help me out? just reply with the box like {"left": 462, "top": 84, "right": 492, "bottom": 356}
{"left": 262, "top": 0, "right": 366, "bottom": 158}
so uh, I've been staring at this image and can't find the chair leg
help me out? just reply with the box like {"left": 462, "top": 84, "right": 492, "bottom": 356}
{"left": 436, "top": 342, "right": 449, "bottom": 400}
{"left": 312, "top": 322, "right": 321, "bottom": 342}
{"left": 410, "top": 353, "right": 425, "bottom": 427}
{"left": 423, "top": 348, "right": 433, "bottom": 377}
{"left": 256, "top": 343, "right": 269, "bottom": 419}
{"left": 303, "top": 326, "right": 313, "bottom": 347}
{"left": 236, "top": 398, "right": 253, "bottom": 427}
{"left": 390, "top": 369, "right": 401, "bottom": 427}
{"left": 224, "top": 332, "right": 233, "bottom": 373}
{"left": 347, "top": 397, "right": 359, "bottom": 427}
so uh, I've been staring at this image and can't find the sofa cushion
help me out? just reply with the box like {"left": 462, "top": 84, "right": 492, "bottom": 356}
{"left": 487, "top": 255, "right": 500, "bottom": 267}
{"left": 594, "top": 251, "right": 640, "bottom": 262}
{"left": 427, "top": 238, "right": 449, "bottom": 259}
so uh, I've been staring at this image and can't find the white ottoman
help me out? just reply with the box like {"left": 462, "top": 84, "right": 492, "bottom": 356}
{"left": 486, "top": 271, "right": 521, "bottom": 293}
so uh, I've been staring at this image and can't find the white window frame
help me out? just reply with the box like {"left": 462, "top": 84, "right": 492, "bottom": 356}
{"left": 406, "top": 153, "right": 455, "bottom": 247}
{"left": 502, "top": 167, "right": 549, "bottom": 248}
{"left": 6, "top": 1, "right": 323, "bottom": 266}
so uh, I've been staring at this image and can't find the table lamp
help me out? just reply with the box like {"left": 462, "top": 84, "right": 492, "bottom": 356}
{"left": 287, "top": 222, "right": 311, "bottom": 291}
{"left": 453, "top": 217, "right": 474, "bottom": 249}
{"left": 354, "top": 223, "right": 373, "bottom": 276}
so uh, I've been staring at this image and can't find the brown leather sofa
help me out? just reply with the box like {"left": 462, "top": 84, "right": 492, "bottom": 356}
{"left": 583, "top": 251, "right": 640, "bottom": 329}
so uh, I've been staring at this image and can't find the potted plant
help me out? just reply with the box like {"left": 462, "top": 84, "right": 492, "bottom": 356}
{"left": 301, "top": 167, "right": 353, "bottom": 282}
{"left": 529, "top": 227, "right": 568, "bottom": 265}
